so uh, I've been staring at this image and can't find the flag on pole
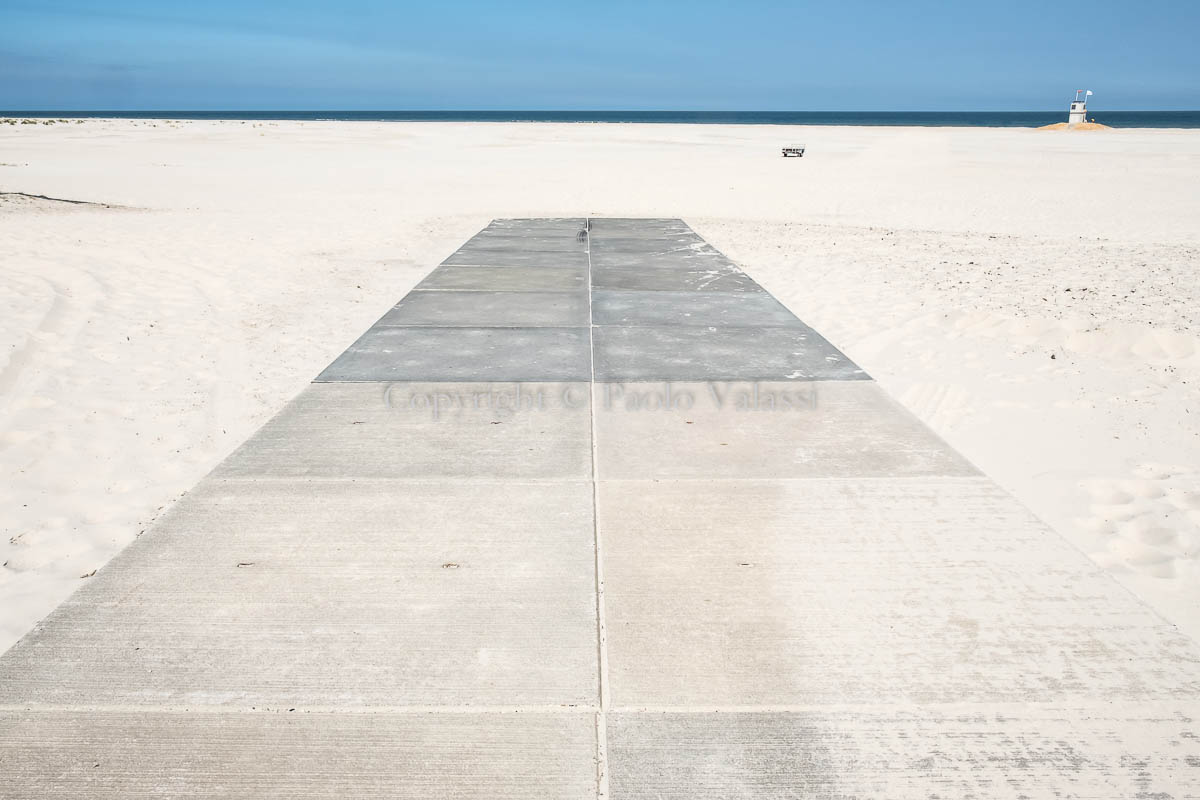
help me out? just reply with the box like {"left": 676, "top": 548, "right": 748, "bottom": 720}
{"left": 1086, "top": 90, "right": 1093, "bottom": 96}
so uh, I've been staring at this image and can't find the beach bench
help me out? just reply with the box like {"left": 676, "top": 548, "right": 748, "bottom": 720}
{"left": 782, "top": 146, "right": 805, "bottom": 157}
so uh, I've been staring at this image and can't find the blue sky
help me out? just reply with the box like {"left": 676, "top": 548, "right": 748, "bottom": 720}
{"left": 2, "top": 0, "right": 1197, "bottom": 110}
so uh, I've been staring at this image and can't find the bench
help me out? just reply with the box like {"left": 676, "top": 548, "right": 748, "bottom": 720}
{"left": 782, "top": 146, "right": 805, "bottom": 157}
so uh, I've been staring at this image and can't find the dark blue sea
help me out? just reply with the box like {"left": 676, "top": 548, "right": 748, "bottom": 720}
{"left": 4, "top": 110, "right": 1199, "bottom": 128}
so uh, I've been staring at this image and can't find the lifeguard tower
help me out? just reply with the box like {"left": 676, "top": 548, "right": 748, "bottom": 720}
{"left": 1068, "top": 89, "right": 1093, "bottom": 126}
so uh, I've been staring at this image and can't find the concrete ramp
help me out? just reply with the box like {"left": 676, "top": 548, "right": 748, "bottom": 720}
{"left": 2, "top": 219, "right": 1198, "bottom": 797}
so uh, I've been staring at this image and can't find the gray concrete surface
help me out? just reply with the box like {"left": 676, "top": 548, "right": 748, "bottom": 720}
{"left": 379, "top": 291, "right": 589, "bottom": 327}
{"left": 592, "top": 290, "right": 800, "bottom": 327}
{"left": 593, "top": 325, "right": 867, "bottom": 381}
{"left": 589, "top": 250, "right": 737, "bottom": 271}
{"left": 584, "top": 218, "right": 692, "bottom": 235}
{"left": 317, "top": 326, "right": 592, "bottom": 381}
{"left": 3, "top": 218, "right": 1199, "bottom": 798}
{"left": 455, "top": 235, "right": 590, "bottom": 252}
{"left": 598, "top": 477, "right": 1196, "bottom": 706}
{"left": 0, "top": 712, "right": 597, "bottom": 799}
{"left": 213, "top": 382, "right": 592, "bottom": 479}
{"left": 487, "top": 217, "right": 587, "bottom": 232}
{"left": 417, "top": 265, "right": 589, "bottom": 292}
{"left": 586, "top": 236, "right": 708, "bottom": 254}
{"left": 0, "top": 480, "right": 597, "bottom": 707}
{"left": 593, "top": 381, "right": 975, "bottom": 479}
{"left": 590, "top": 261, "right": 763, "bottom": 292}
{"left": 442, "top": 248, "right": 589, "bottom": 268}
{"left": 607, "top": 710, "right": 1197, "bottom": 799}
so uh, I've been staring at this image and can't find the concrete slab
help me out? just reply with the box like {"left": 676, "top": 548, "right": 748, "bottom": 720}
{"left": 459, "top": 235, "right": 590, "bottom": 253}
{"left": 442, "top": 248, "right": 590, "bottom": 268}
{"left": 588, "top": 238, "right": 714, "bottom": 254}
{"left": 214, "top": 382, "right": 592, "bottom": 479}
{"left": 597, "top": 478, "right": 1200, "bottom": 707}
{"left": 377, "top": 291, "right": 588, "bottom": 328}
{"left": 589, "top": 251, "right": 736, "bottom": 272}
{"left": 607, "top": 710, "right": 1200, "bottom": 799}
{"left": 317, "top": 326, "right": 591, "bottom": 382}
{"left": 585, "top": 234, "right": 705, "bottom": 252}
{"left": 592, "top": 290, "right": 801, "bottom": 328}
{"left": 593, "top": 326, "right": 866, "bottom": 382}
{"left": 591, "top": 262, "right": 764, "bottom": 293}
{"left": 417, "top": 265, "right": 588, "bottom": 292}
{"left": 0, "top": 711, "right": 597, "bottom": 799}
{"left": 586, "top": 218, "right": 693, "bottom": 236}
{"left": 0, "top": 480, "right": 597, "bottom": 707}
{"left": 488, "top": 217, "right": 587, "bottom": 233}
{"left": 594, "top": 381, "right": 972, "bottom": 479}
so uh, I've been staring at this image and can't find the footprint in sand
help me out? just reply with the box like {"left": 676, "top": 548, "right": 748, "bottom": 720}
{"left": 1080, "top": 463, "right": 1200, "bottom": 582}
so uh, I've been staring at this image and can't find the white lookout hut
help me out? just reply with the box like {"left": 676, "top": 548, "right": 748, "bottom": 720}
{"left": 1068, "top": 89, "right": 1092, "bottom": 125}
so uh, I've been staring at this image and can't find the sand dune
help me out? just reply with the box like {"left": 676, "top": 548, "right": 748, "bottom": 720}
{"left": 1, "top": 119, "right": 1198, "bottom": 649}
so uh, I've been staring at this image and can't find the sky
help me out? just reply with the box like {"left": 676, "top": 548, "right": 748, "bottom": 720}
{"left": 2, "top": 0, "right": 1198, "bottom": 110}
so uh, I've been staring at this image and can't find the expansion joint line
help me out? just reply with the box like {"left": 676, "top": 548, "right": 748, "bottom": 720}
{"left": 585, "top": 216, "right": 612, "bottom": 799}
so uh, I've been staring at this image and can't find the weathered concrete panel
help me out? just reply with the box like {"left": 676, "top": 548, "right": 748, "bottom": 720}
{"left": 598, "top": 477, "right": 1200, "bottom": 707}
{"left": 585, "top": 218, "right": 693, "bottom": 236}
{"left": 593, "top": 380, "right": 973, "bottom": 479}
{"left": 215, "top": 382, "right": 592, "bottom": 479}
{"left": 593, "top": 326, "right": 866, "bottom": 382}
{"left": 0, "top": 711, "right": 597, "bottom": 799}
{"left": 378, "top": 291, "right": 589, "bottom": 328}
{"left": 0, "top": 480, "right": 598, "bottom": 707}
{"left": 589, "top": 251, "right": 736, "bottom": 271}
{"left": 459, "top": 234, "right": 590, "bottom": 253}
{"left": 592, "top": 290, "right": 800, "bottom": 328}
{"left": 591, "top": 262, "right": 764, "bottom": 293}
{"left": 417, "top": 265, "right": 589, "bottom": 292}
{"left": 487, "top": 217, "right": 587, "bottom": 233}
{"left": 317, "top": 326, "right": 591, "bottom": 382}
{"left": 607, "top": 710, "right": 1200, "bottom": 799}
{"left": 442, "top": 249, "right": 589, "bottom": 268}
{"left": 585, "top": 234, "right": 706, "bottom": 253}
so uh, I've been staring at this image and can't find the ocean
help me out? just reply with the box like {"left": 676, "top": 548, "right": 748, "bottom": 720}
{"left": 4, "top": 110, "right": 1200, "bottom": 128}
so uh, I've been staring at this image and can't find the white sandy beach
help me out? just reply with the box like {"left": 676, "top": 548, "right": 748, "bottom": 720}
{"left": 1, "top": 119, "right": 1198, "bottom": 651}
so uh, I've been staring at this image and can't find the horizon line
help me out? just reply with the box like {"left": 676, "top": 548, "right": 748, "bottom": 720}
{"left": 4, "top": 108, "right": 1200, "bottom": 114}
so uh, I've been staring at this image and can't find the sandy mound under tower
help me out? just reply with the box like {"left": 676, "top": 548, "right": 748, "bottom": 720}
{"left": 1038, "top": 121, "right": 1112, "bottom": 130}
